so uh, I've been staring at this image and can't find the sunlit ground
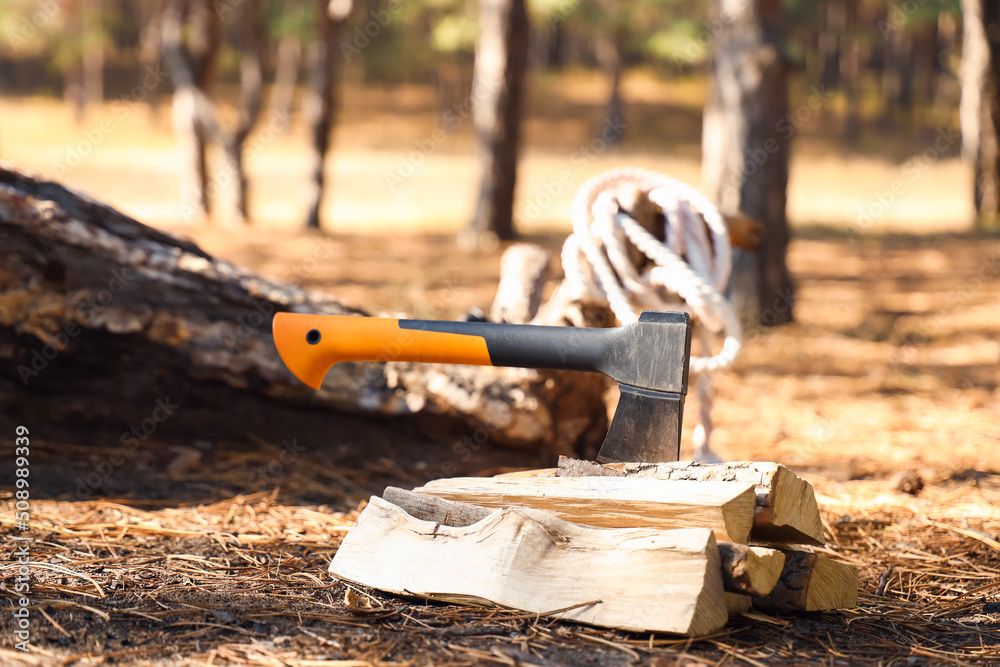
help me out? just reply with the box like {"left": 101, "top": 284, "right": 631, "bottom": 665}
{"left": 0, "top": 69, "right": 974, "bottom": 235}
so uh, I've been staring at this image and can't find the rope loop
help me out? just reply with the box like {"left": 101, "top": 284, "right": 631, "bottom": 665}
{"left": 564, "top": 167, "right": 742, "bottom": 375}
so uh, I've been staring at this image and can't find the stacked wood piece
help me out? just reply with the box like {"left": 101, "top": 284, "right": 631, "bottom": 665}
{"left": 330, "top": 459, "right": 857, "bottom": 636}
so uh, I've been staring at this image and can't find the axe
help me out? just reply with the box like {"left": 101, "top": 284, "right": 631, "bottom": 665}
{"left": 272, "top": 310, "right": 691, "bottom": 462}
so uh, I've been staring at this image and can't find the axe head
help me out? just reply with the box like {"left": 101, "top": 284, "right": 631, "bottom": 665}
{"left": 596, "top": 310, "right": 692, "bottom": 463}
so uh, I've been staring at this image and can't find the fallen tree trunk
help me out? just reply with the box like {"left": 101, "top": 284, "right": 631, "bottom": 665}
{"left": 0, "top": 164, "right": 605, "bottom": 461}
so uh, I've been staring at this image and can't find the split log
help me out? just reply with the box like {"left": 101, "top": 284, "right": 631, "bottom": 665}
{"left": 717, "top": 543, "right": 785, "bottom": 597}
{"left": 330, "top": 495, "right": 729, "bottom": 636}
{"left": 413, "top": 476, "right": 757, "bottom": 543}
{"left": 557, "top": 457, "right": 824, "bottom": 545}
{"left": 752, "top": 549, "right": 858, "bottom": 612}
{"left": 381, "top": 486, "right": 785, "bottom": 598}
{"left": 0, "top": 163, "right": 606, "bottom": 456}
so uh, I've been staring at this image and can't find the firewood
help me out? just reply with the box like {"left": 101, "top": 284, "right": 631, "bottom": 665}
{"left": 330, "top": 496, "right": 729, "bottom": 636}
{"left": 382, "top": 486, "right": 785, "bottom": 598}
{"left": 557, "top": 457, "right": 824, "bottom": 545}
{"left": 413, "top": 476, "right": 757, "bottom": 543}
{"left": 717, "top": 543, "right": 786, "bottom": 596}
{"left": 752, "top": 548, "right": 858, "bottom": 612}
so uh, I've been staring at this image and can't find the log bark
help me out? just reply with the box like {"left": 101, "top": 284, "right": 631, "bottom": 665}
{"left": 467, "top": 0, "right": 529, "bottom": 242}
{"left": 556, "top": 457, "right": 825, "bottom": 545}
{"left": 960, "top": 0, "right": 1000, "bottom": 227}
{"left": 702, "top": 0, "right": 794, "bottom": 327}
{"left": 0, "top": 164, "right": 607, "bottom": 459}
{"left": 331, "top": 496, "right": 729, "bottom": 636}
{"left": 414, "top": 475, "right": 757, "bottom": 542}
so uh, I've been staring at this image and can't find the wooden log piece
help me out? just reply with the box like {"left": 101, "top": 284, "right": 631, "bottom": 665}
{"left": 717, "top": 542, "right": 786, "bottom": 597}
{"left": 752, "top": 549, "right": 858, "bottom": 613}
{"left": 381, "top": 486, "right": 785, "bottom": 598}
{"left": 331, "top": 496, "right": 729, "bottom": 636}
{"left": 413, "top": 476, "right": 757, "bottom": 543}
{"left": 557, "top": 457, "right": 825, "bottom": 545}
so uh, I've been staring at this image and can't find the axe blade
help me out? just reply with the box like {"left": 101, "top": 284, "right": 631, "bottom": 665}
{"left": 597, "top": 384, "right": 685, "bottom": 464}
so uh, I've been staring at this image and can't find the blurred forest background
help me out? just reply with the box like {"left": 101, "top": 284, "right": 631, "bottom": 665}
{"left": 0, "top": 0, "right": 993, "bottom": 239}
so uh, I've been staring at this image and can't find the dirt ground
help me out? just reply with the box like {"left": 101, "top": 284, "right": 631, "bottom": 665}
{"left": 2, "top": 224, "right": 999, "bottom": 665}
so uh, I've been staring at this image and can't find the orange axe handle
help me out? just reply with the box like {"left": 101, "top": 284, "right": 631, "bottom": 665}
{"left": 272, "top": 312, "right": 634, "bottom": 391}
{"left": 273, "top": 313, "right": 494, "bottom": 389}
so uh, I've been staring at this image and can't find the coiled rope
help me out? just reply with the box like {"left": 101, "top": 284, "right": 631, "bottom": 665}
{"left": 552, "top": 167, "right": 743, "bottom": 460}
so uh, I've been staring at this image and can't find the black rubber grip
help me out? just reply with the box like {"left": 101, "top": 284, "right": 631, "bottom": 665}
{"left": 399, "top": 311, "right": 691, "bottom": 395}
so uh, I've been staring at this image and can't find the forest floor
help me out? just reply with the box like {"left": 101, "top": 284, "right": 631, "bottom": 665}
{"left": 2, "top": 228, "right": 998, "bottom": 666}
{"left": 1, "top": 78, "right": 999, "bottom": 664}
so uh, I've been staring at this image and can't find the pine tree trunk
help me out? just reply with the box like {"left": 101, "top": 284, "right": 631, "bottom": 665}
{"left": 269, "top": 34, "right": 302, "bottom": 125}
{"left": 65, "top": 0, "right": 86, "bottom": 125}
{"left": 222, "top": 0, "right": 265, "bottom": 226}
{"left": 701, "top": 0, "right": 794, "bottom": 327}
{"left": 960, "top": 0, "right": 1000, "bottom": 227}
{"left": 303, "top": 0, "right": 349, "bottom": 230}
{"left": 83, "top": 0, "right": 104, "bottom": 110}
{"left": 597, "top": 27, "right": 625, "bottom": 138}
{"left": 162, "top": 0, "right": 222, "bottom": 220}
{"left": 467, "top": 0, "right": 529, "bottom": 242}
{"left": 841, "top": 0, "right": 862, "bottom": 141}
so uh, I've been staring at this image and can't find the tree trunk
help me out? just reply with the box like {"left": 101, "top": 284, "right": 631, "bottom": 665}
{"left": 0, "top": 164, "right": 607, "bottom": 461}
{"left": 65, "top": 0, "right": 86, "bottom": 125}
{"left": 840, "top": 0, "right": 862, "bottom": 141}
{"left": 161, "top": 0, "right": 222, "bottom": 221}
{"left": 960, "top": 0, "right": 1000, "bottom": 227}
{"left": 269, "top": 34, "right": 302, "bottom": 125}
{"left": 701, "top": 0, "right": 794, "bottom": 327}
{"left": 597, "top": 27, "right": 625, "bottom": 139}
{"left": 83, "top": 0, "right": 104, "bottom": 111}
{"left": 303, "top": 0, "right": 349, "bottom": 230}
{"left": 467, "top": 0, "right": 529, "bottom": 243}
{"left": 221, "top": 0, "right": 265, "bottom": 226}
{"left": 881, "top": 24, "right": 914, "bottom": 124}
{"left": 818, "top": 0, "right": 844, "bottom": 91}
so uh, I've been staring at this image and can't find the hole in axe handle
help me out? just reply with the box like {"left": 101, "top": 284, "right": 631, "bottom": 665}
{"left": 597, "top": 385, "right": 684, "bottom": 463}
